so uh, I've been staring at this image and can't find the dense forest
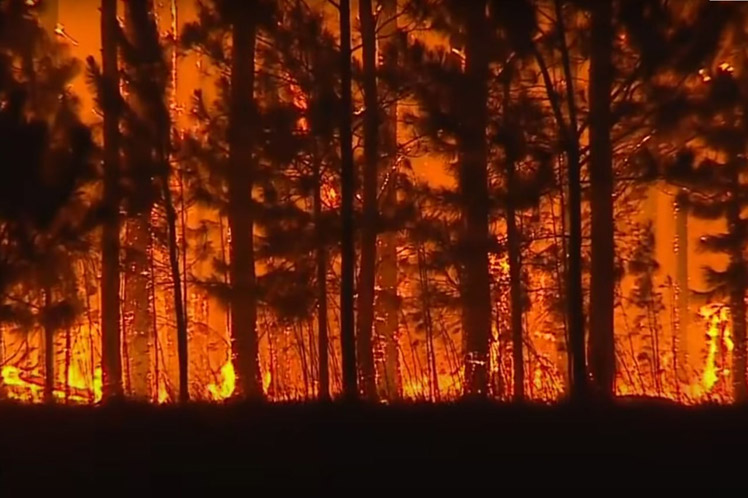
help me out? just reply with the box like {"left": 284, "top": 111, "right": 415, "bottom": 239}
{"left": 2, "top": 0, "right": 748, "bottom": 407}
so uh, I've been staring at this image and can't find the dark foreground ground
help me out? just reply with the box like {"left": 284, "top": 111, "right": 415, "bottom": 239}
{"left": 0, "top": 398, "right": 745, "bottom": 490}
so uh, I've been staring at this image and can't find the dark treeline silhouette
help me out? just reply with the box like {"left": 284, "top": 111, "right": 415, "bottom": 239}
{"left": 2, "top": 0, "right": 748, "bottom": 405}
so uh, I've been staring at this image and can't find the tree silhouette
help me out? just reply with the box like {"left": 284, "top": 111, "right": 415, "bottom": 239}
{"left": 182, "top": 0, "right": 279, "bottom": 400}
{"left": 259, "top": 1, "right": 343, "bottom": 399}
{"left": 0, "top": 0, "right": 95, "bottom": 401}
{"left": 666, "top": 59, "right": 748, "bottom": 401}
{"left": 356, "top": 0, "right": 380, "bottom": 402}
{"left": 588, "top": 0, "right": 616, "bottom": 398}
{"left": 339, "top": 0, "right": 358, "bottom": 401}
{"left": 98, "top": 0, "right": 123, "bottom": 401}
{"left": 120, "top": 0, "right": 189, "bottom": 402}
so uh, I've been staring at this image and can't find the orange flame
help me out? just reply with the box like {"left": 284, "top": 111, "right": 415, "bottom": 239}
{"left": 207, "top": 360, "right": 236, "bottom": 401}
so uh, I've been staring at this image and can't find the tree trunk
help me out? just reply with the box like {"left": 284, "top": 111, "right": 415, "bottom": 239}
{"left": 100, "top": 0, "right": 123, "bottom": 400}
{"left": 122, "top": 0, "right": 166, "bottom": 401}
{"left": 64, "top": 327, "right": 71, "bottom": 403}
{"left": 339, "top": 0, "right": 358, "bottom": 401}
{"left": 588, "top": 0, "right": 615, "bottom": 398}
{"left": 504, "top": 85, "right": 525, "bottom": 402}
{"left": 160, "top": 0, "right": 190, "bottom": 404}
{"left": 228, "top": 3, "right": 262, "bottom": 400}
{"left": 731, "top": 280, "right": 747, "bottom": 402}
{"left": 555, "top": 0, "right": 587, "bottom": 400}
{"left": 314, "top": 160, "right": 330, "bottom": 401}
{"left": 461, "top": 1, "right": 492, "bottom": 398}
{"left": 675, "top": 193, "right": 690, "bottom": 385}
{"left": 43, "top": 287, "right": 55, "bottom": 404}
{"left": 162, "top": 170, "right": 189, "bottom": 402}
{"left": 123, "top": 216, "right": 151, "bottom": 399}
{"left": 376, "top": 0, "right": 401, "bottom": 402}
{"left": 356, "top": 0, "right": 379, "bottom": 401}
{"left": 728, "top": 179, "right": 747, "bottom": 401}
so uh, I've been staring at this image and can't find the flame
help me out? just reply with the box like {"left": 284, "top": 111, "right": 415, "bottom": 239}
{"left": 67, "top": 365, "right": 102, "bottom": 403}
{"left": 699, "top": 68, "right": 712, "bottom": 83}
{"left": 158, "top": 382, "right": 170, "bottom": 404}
{"left": 1, "top": 366, "right": 41, "bottom": 402}
{"left": 263, "top": 370, "right": 272, "bottom": 394}
{"left": 699, "top": 304, "right": 732, "bottom": 393}
{"left": 2, "top": 362, "right": 101, "bottom": 404}
{"left": 207, "top": 360, "right": 236, "bottom": 401}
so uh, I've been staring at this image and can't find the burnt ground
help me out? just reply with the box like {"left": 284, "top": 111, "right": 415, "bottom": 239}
{"left": 0, "top": 399, "right": 744, "bottom": 490}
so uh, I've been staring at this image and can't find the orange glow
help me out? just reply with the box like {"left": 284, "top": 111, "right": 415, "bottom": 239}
{"left": 0, "top": 0, "right": 741, "bottom": 408}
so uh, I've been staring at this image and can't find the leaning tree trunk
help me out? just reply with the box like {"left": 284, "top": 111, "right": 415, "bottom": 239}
{"left": 339, "top": 0, "right": 358, "bottom": 401}
{"left": 100, "top": 0, "right": 123, "bottom": 400}
{"left": 228, "top": 3, "right": 262, "bottom": 400}
{"left": 376, "top": 0, "right": 401, "bottom": 401}
{"left": 356, "top": 0, "right": 379, "bottom": 401}
{"left": 588, "top": 0, "right": 616, "bottom": 399}
{"left": 461, "top": 0, "right": 492, "bottom": 398}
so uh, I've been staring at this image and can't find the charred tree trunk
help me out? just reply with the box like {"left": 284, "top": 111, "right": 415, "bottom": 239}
{"left": 675, "top": 193, "right": 690, "bottom": 385}
{"left": 64, "top": 327, "right": 71, "bottom": 403}
{"left": 155, "top": 0, "right": 190, "bottom": 403}
{"left": 160, "top": 158, "right": 189, "bottom": 402}
{"left": 728, "top": 178, "right": 747, "bottom": 402}
{"left": 228, "top": 3, "right": 262, "bottom": 400}
{"left": 461, "top": 1, "right": 492, "bottom": 398}
{"left": 100, "top": 0, "right": 123, "bottom": 400}
{"left": 588, "top": 0, "right": 616, "bottom": 399}
{"left": 503, "top": 74, "right": 524, "bottom": 402}
{"left": 123, "top": 217, "right": 151, "bottom": 399}
{"left": 314, "top": 159, "right": 330, "bottom": 401}
{"left": 339, "top": 0, "right": 358, "bottom": 401}
{"left": 507, "top": 198, "right": 524, "bottom": 402}
{"left": 376, "top": 0, "right": 401, "bottom": 401}
{"left": 731, "top": 278, "right": 747, "bottom": 402}
{"left": 555, "top": 0, "right": 587, "bottom": 400}
{"left": 43, "top": 287, "right": 55, "bottom": 404}
{"left": 356, "top": 0, "right": 379, "bottom": 401}
{"left": 122, "top": 0, "right": 164, "bottom": 401}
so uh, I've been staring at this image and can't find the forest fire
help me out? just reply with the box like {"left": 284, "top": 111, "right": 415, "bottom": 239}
{"left": 7, "top": 0, "right": 748, "bottom": 489}
{"left": 1, "top": 0, "right": 748, "bottom": 411}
